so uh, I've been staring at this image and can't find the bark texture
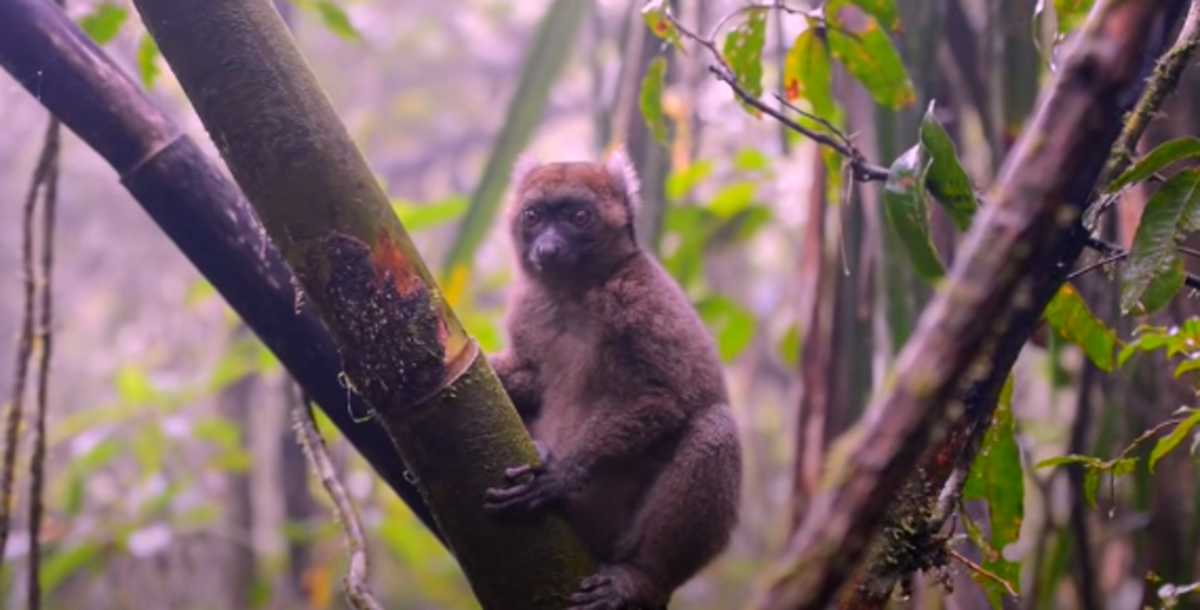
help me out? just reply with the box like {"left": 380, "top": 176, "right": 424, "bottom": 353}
{"left": 129, "top": 1, "right": 595, "bottom": 608}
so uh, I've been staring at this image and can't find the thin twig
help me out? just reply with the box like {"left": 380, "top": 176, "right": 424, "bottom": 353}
{"left": 1066, "top": 252, "right": 1127, "bottom": 281}
{"left": 0, "top": 115, "right": 60, "bottom": 582}
{"left": 1082, "top": 236, "right": 1200, "bottom": 290}
{"left": 948, "top": 547, "right": 1018, "bottom": 598}
{"left": 289, "top": 385, "right": 384, "bottom": 610}
{"left": 26, "top": 115, "right": 59, "bottom": 610}
{"left": 663, "top": 7, "right": 891, "bottom": 182}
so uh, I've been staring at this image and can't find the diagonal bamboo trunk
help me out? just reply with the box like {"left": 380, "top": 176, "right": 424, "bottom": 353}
{"left": 126, "top": 1, "right": 595, "bottom": 607}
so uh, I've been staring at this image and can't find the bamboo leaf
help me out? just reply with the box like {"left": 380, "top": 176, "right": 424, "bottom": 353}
{"left": 1043, "top": 284, "right": 1118, "bottom": 372}
{"left": 919, "top": 102, "right": 977, "bottom": 230}
{"left": 883, "top": 145, "right": 944, "bottom": 280}
{"left": 441, "top": 0, "right": 591, "bottom": 276}
{"left": 640, "top": 56, "right": 669, "bottom": 144}
{"left": 1149, "top": 410, "right": 1200, "bottom": 472}
{"left": 1107, "top": 137, "right": 1200, "bottom": 193}
{"left": 1120, "top": 170, "right": 1200, "bottom": 314}
{"left": 722, "top": 8, "right": 767, "bottom": 117}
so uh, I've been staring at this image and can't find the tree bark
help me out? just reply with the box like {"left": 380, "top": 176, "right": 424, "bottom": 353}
{"left": 129, "top": 1, "right": 595, "bottom": 608}
{"left": 751, "top": 2, "right": 1190, "bottom": 609}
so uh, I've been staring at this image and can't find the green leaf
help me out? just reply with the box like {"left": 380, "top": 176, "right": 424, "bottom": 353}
{"left": 313, "top": 0, "right": 361, "bottom": 41}
{"left": 1174, "top": 356, "right": 1200, "bottom": 378}
{"left": 722, "top": 8, "right": 767, "bottom": 117}
{"left": 825, "top": 7, "right": 915, "bottom": 109}
{"left": 114, "top": 366, "right": 156, "bottom": 406}
{"left": 640, "top": 56, "right": 669, "bottom": 145}
{"left": 777, "top": 325, "right": 801, "bottom": 367}
{"left": 1055, "top": 0, "right": 1095, "bottom": 34}
{"left": 782, "top": 28, "right": 836, "bottom": 121}
{"left": 1121, "top": 170, "right": 1200, "bottom": 314}
{"left": 919, "top": 102, "right": 977, "bottom": 230}
{"left": 78, "top": 4, "right": 127, "bottom": 45}
{"left": 883, "top": 145, "right": 944, "bottom": 280}
{"left": 642, "top": 0, "right": 683, "bottom": 50}
{"left": 136, "top": 35, "right": 161, "bottom": 89}
{"left": 392, "top": 196, "right": 468, "bottom": 232}
{"left": 1043, "top": 284, "right": 1118, "bottom": 371}
{"left": 1083, "top": 467, "right": 1100, "bottom": 508}
{"left": 733, "top": 148, "right": 772, "bottom": 173}
{"left": 1035, "top": 454, "right": 1103, "bottom": 469}
{"left": 1149, "top": 410, "right": 1200, "bottom": 472}
{"left": 696, "top": 296, "right": 756, "bottom": 362}
{"left": 441, "top": 0, "right": 591, "bottom": 276}
{"left": 708, "top": 182, "right": 757, "bottom": 218}
{"left": 665, "top": 161, "right": 713, "bottom": 202}
{"left": 828, "top": 0, "right": 901, "bottom": 31}
{"left": 41, "top": 543, "right": 103, "bottom": 593}
{"left": 963, "top": 378, "right": 1023, "bottom": 603}
{"left": 1107, "top": 137, "right": 1200, "bottom": 193}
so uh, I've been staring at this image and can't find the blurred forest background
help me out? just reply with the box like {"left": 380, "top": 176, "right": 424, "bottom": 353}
{"left": 3, "top": 0, "right": 1200, "bottom": 609}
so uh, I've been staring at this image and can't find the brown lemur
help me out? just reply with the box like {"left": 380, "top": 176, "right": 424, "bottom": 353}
{"left": 484, "top": 151, "right": 742, "bottom": 610}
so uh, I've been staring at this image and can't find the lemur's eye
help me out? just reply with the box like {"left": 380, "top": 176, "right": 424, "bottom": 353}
{"left": 521, "top": 208, "right": 541, "bottom": 227}
{"left": 571, "top": 208, "right": 593, "bottom": 227}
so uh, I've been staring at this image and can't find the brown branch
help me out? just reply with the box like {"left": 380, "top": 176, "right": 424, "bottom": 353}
{"left": 289, "top": 386, "right": 384, "bottom": 610}
{"left": 26, "top": 114, "right": 59, "bottom": 610}
{"left": 748, "top": 2, "right": 1190, "bottom": 609}
{"left": 0, "top": 115, "right": 60, "bottom": 579}
{"left": 948, "top": 547, "right": 1018, "bottom": 598}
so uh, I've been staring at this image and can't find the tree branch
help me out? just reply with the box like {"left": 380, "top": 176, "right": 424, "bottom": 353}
{"left": 289, "top": 386, "right": 384, "bottom": 610}
{"left": 748, "top": 2, "right": 1190, "bottom": 608}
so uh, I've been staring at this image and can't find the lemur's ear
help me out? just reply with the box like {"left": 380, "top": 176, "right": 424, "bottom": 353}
{"left": 512, "top": 154, "right": 541, "bottom": 190}
{"left": 605, "top": 148, "right": 641, "bottom": 216}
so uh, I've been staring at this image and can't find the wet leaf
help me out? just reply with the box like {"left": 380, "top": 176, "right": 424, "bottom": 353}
{"left": 1107, "top": 137, "right": 1200, "bottom": 193}
{"left": 883, "top": 145, "right": 944, "bottom": 280}
{"left": 1120, "top": 170, "right": 1200, "bottom": 314}
{"left": 722, "top": 8, "right": 767, "bottom": 116}
{"left": 963, "top": 378, "right": 1022, "bottom": 603}
{"left": 826, "top": 6, "right": 915, "bottom": 109}
{"left": 919, "top": 102, "right": 977, "bottom": 230}
{"left": 1043, "top": 284, "right": 1118, "bottom": 371}
{"left": 1149, "top": 409, "right": 1200, "bottom": 472}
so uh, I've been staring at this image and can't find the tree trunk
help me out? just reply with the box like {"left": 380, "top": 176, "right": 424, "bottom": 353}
{"left": 129, "top": 1, "right": 595, "bottom": 608}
